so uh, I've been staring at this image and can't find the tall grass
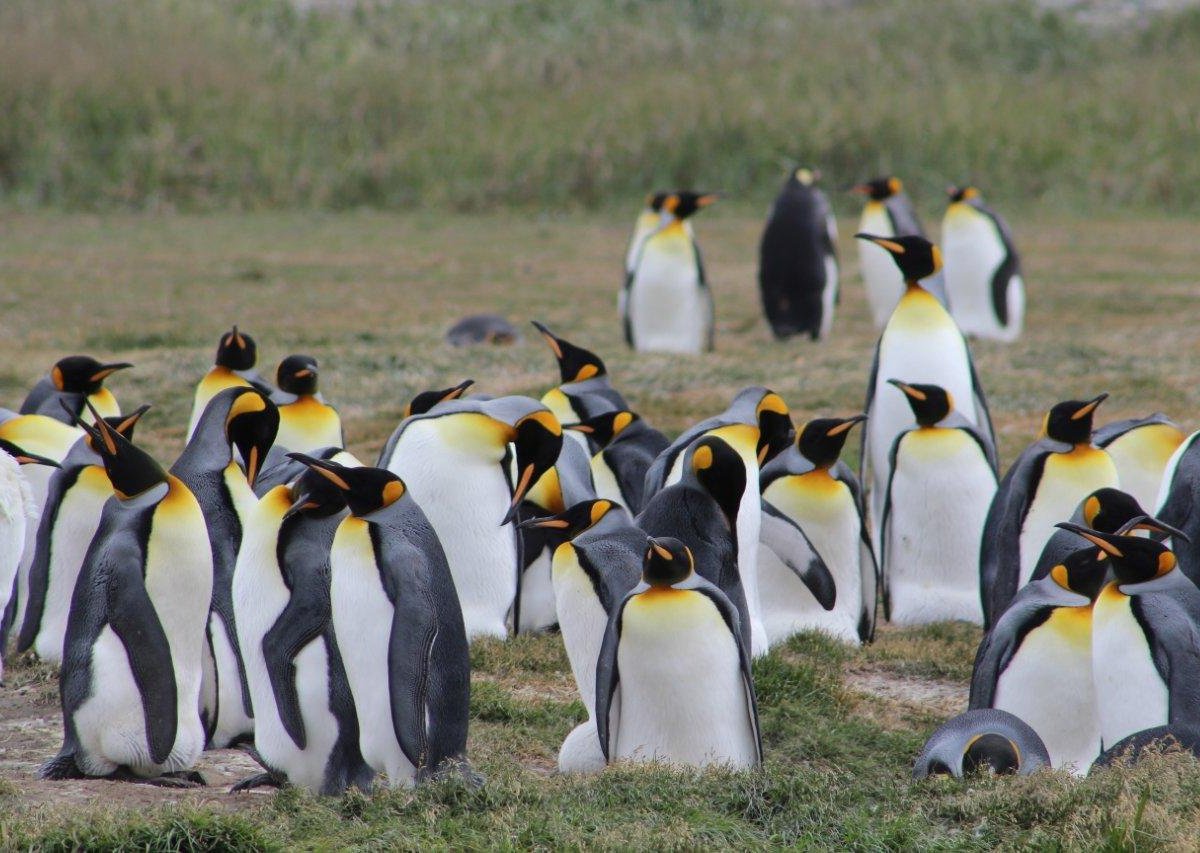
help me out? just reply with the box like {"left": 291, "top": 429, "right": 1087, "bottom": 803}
{"left": 2, "top": 0, "right": 1200, "bottom": 213}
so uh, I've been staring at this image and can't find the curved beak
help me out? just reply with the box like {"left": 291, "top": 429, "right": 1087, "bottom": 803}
{"left": 1055, "top": 522, "right": 1125, "bottom": 557}
{"left": 826, "top": 413, "right": 867, "bottom": 437}
{"left": 1119, "top": 514, "right": 1191, "bottom": 543}
{"left": 90, "top": 362, "right": 134, "bottom": 383}
{"left": 1071, "top": 393, "right": 1109, "bottom": 421}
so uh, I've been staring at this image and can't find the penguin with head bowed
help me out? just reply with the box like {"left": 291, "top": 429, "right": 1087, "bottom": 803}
{"left": 980, "top": 395, "right": 1118, "bottom": 628}
{"left": 881, "top": 380, "right": 997, "bottom": 626}
{"left": 532, "top": 321, "right": 629, "bottom": 439}
{"left": 521, "top": 498, "right": 644, "bottom": 773}
{"left": 171, "top": 386, "right": 279, "bottom": 748}
{"left": 1090, "top": 413, "right": 1184, "bottom": 512}
{"left": 252, "top": 445, "right": 361, "bottom": 498}
{"left": 569, "top": 410, "right": 669, "bottom": 514}
{"left": 186, "top": 326, "right": 272, "bottom": 440}
{"left": 291, "top": 454, "right": 473, "bottom": 786}
{"left": 970, "top": 546, "right": 1109, "bottom": 773}
{"left": 377, "top": 395, "right": 562, "bottom": 639}
{"left": 595, "top": 536, "right": 762, "bottom": 769}
{"left": 1056, "top": 521, "right": 1200, "bottom": 751}
{"left": 271, "top": 354, "right": 344, "bottom": 453}
{"left": 231, "top": 454, "right": 375, "bottom": 795}
{"left": 20, "top": 355, "right": 131, "bottom": 425}
{"left": 758, "top": 413, "right": 876, "bottom": 645}
{"left": 16, "top": 406, "right": 150, "bottom": 665}
{"left": 622, "top": 190, "right": 718, "bottom": 353}
{"left": 41, "top": 406, "right": 212, "bottom": 786}
{"left": 402, "top": 379, "right": 475, "bottom": 420}
{"left": 941, "top": 185, "right": 1025, "bottom": 342}
{"left": 758, "top": 166, "right": 839, "bottom": 341}
{"left": 913, "top": 708, "right": 1050, "bottom": 779}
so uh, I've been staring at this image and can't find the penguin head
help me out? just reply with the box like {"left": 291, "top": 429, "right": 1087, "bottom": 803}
{"left": 81, "top": 404, "right": 152, "bottom": 454}
{"left": 506, "top": 410, "right": 564, "bottom": 525}
{"left": 568, "top": 411, "right": 639, "bottom": 450}
{"left": 283, "top": 464, "right": 349, "bottom": 519}
{"left": 277, "top": 354, "right": 320, "bottom": 397}
{"left": 796, "top": 415, "right": 866, "bottom": 468}
{"left": 403, "top": 379, "right": 474, "bottom": 419}
{"left": 792, "top": 167, "right": 820, "bottom": 187}
{"left": 1055, "top": 521, "right": 1186, "bottom": 585}
{"left": 851, "top": 176, "right": 902, "bottom": 201}
{"left": 662, "top": 191, "right": 718, "bottom": 221}
{"left": 214, "top": 326, "right": 257, "bottom": 371}
{"left": 50, "top": 355, "right": 132, "bottom": 395}
{"left": 961, "top": 734, "right": 1021, "bottom": 776}
{"left": 225, "top": 389, "right": 279, "bottom": 487}
{"left": 1048, "top": 547, "right": 1110, "bottom": 602}
{"left": 0, "top": 439, "right": 60, "bottom": 468}
{"left": 887, "top": 380, "right": 953, "bottom": 427}
{"left": 686, "top": 435, "right": 746, "bottom": 530}
{"left": 853, "top": 234, "right": 942, "bottom": 283}
{"left": 1043, "top": 394, "right": 1108, "bottom": 445}
{"left": 288, "top": 453, "right": 407, "bottom": 519}
{"left": 947, "top": 185, "right": 981, "bottom": 203}
{"left": 518, "top": 498, "right": 621, "bottom": 539}
{"left": 1081, "top": 488, "right": 1151, "bottom": 534}
{"left": 74, "top": 403, "right": 167, "bottom": 501}
{"left": 531, "top": 321, "right": 608, "bottom": 385}
{"left": 643, "top": 536, "right": 694, "bottom": 587}
{"left": 644, "top": 191, "right": 670, "bottom": 212}
{"left": 755, "top": 392, "right": 793, "bottom": 466}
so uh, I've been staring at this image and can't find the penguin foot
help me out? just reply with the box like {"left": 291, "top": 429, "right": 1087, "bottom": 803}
{"left": 105, "top": 767, "right": 207, "bottom": 788}
{"left": 230, "top": 771, "right": 285, "bottom": 793}
{"left": 40, "top": 753, "right": 85, "bottom": 780}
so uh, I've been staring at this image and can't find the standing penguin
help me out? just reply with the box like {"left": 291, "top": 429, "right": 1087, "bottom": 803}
{"left": 882, "top": 381, "right": 998, "bottom": 625}
{"left": 171, "top": 387, "right": 279, "bottom": 748}
{"left": 941, "top": 185, "right": 1025, "bottom": 342}
{"left": 532, "top": 322, "right": 629, "bottom": 439}
{"left": 1091, "top": 413, "right": 1185, "bottom": 511}
{"left": 186, "top": 326, "right": 271, "bottom": 440}
{"left": 595, "top": 536, "right": 762, "bottom": 769}
{"left": 295, "top": 455, "right": 472, "bottom": 785}
{"left": 20, "top": 355, "right": 131, "bottom": 424}
{"left": 232, "top": 460, "right": 375, "bottom": 795}
{"left": 569, "top": 410, "right": 669, "bottom": 514}
{"left": 41, "top": 412, "right": 212, "bottom": 785}
{"left": 377, "top": 396, "right": 562, "bottom": 639}
{"left": 758, "top": 415, "right": 876, "bottom": 645}
{"left": 758, "top": 167, "right": 839, "bottom": 340}
{"left": 622, "top": 191, "right": 718, "bottom": 353}
{"left": 271, "top": 355, "right": 344, "bottom": 453}
{"left": 980, "top": 395, "right": 1118, "bottom": 628}
{"left": 969, "top": 547, "right": 1108, "bottom": 773}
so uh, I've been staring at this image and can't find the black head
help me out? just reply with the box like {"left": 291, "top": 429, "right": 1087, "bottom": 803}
{"left": 277, "top": 354, "right": 320, "bottom": 396}
{"left": 1055, "top": 522, "right": 1180, "bottom": 585}
{"left": 568, "top": 411, "right": 639, "bottom": 450}
{"left": 404, "top": 379, "right": 474, "bottom": 419}
{"left": 505, "top": 410, "right": 564, "bottom": 524}
{"left": 947, "top": 185, "right": 981, "bottom": 204}
{"left": 643, "top": 536, "right": 694, "bottom": 587}
{"left": 0, "top": 438, "right": 59, "bottom": 468}
{"left": 851, "top": 176, "right": 903, "bottom": 201}
{"left": 888, "top": 380, "right": 953, "bottom": 427}
{"left": 796, "top": 415, "right": 866, "bottom": 468}
{"left": 214, "top": 326, "right": 257, "bottom": 371}
{"left": 74, "top": 402, "right": 167, "bottom": 500}
{"left": 531, "top": 321, "right": 608, "bottom": 385}
{"left": 288, "top": 453, "right": 407, "bottom": 518}
{"left": 1081, "top": 488, "right": 1146, "bottom": 533}
{"left": 225, "top": 389, "right": 279, "bottom": 487}
{"left": 854, "top": 234, "right": 943, "bottom": 283}
{"left": 518, "top": 498, "right": 621, "bottom": 539}
{"left": 756, "top": 391, "right": 793, "bottom": 466}
{"left": 51, "top": 355, "right": 132, "bottom": 395}
{"left": 1043, "top": 394, "right": 1108, "bottom": 445}
{"left": 645, "top": 191, "right": 670, "bottom": 212}
{"left": 688, "top": 435, "right": 747, "bottom": 530}
{"left": 663, "top": 191, "right": 718, "bottom": 221}
{"left": 961, "top": 734, "right": 1021, "bottom": 776}
{"left": 1048, "top": 546, "right": 1109, "bottom": 601}
{"left": 81, "top": 404, "right": 152, "bottom": 453}
{"left": 284, "top": 464, "right": 349, "bottom": 519}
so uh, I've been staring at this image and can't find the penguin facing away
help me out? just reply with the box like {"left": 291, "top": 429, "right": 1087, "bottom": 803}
{"left": 595, "top": 536, "right": 762, "bottom": 769}
{"left": 568, "top": 410, "right": 669, "bottom": 515}
{"left": 271, "top": 354, "right": 344, "bottom": 454}
{"left": 1091, "top": 413, "right": 1185, "bottom": 512}
{"left": 913, "top": 708, "right": 1050, "bottom": 779}
{"left": 20, "top": 355, "right": 131, "bottom": 424}
{"left": 758, "top": 167, "right": 839, "bottom": 341}
{"left": 186, "top": 327, "right": 271, "bottom": 440}
{"left": 941, "top": 185, "right": 1025, "bottom": 342}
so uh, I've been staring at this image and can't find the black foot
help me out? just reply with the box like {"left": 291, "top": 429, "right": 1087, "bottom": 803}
{"left": 230, "top": 771, "right": 284, "bottom": 793}
{"left": 110, "top": 767, "right": 207, "bottom": 788}
{"left": 40, "top": 753, "right": 85, "bottom": 780}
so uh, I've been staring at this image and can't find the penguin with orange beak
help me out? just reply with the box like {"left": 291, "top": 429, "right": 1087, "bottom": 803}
{"left": 20, "top": 355, "right": 131, "bottom": 424}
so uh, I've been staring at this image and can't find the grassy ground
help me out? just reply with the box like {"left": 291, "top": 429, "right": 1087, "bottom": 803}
{"left": 1, "top": 207, "right": 1200, "bottom": 848}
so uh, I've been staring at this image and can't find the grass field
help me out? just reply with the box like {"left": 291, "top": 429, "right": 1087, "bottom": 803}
{"left": 2, "top": 207, "right": 1200, "bottom": 848}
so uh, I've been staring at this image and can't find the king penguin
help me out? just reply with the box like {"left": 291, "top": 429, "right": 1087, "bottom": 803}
{"left": 402, "top": 379, "right": 475, "bottom": 420}
{"left": 41, "top": 410, "right": 212, "bottom": 785}
{"left": 881, "top": 381, "right": 998, "bottom": 626}
{"left": 980, "top": 395, "right": 1118, "bottom": 628}
{"left": 568, "top": 410, "right": 669, "bottom": 514}
{"left": 1152, "top": 424, "right": 1200, "bottom": 586}
{"left": 758, "top": 414, "right": 877, "bottom": 645}
{"left": 595, "top": 536, "right": 762, "bottom": 769}
{"left": 533, "top": 322, "right": 629, "bottom": 443}
{"left": 1091, "top": 412, "right": 1185, "bottom": 511}
{"left": 913, "top": 708, "right": 1050, "bottom": 779}
{"left": 622, "top": 191, "right": 718, "bottom": 353}
{"left": 941, "top": 185, "right": 1025, "bottom": 342}
{"left": 19, "top": 355, "right": 131, "bottom": 424}
{"left": 186, "top": 326, "right": 271, "bottom": 440}
{"left": 271, "top": 355, "right": 344, "bottom": 453}
{"left": 171, "top": 387, "right": 279, "bottom": 748}
{"left": 295, "top": 455, "right": 473, "bottom": 785}
{"left": 969, "top": 546, "right": 1107, "bottom": 773}
{"left": 758, "top": 167, "right": 839, "bottom": 340}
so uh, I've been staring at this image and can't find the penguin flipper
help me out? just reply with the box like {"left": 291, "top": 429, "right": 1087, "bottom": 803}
{"left": 1137, "top": 591, "right": 1200, "bottom": 727}
{"left": 966, "top": 357, "right": 998, "bottom": 470}
{"left": 980, "top": 445, "right": 1052, "bottom": 628}
{"left": 595, "top": 589, "right": 638, "bottom": 763}
{"left": 835, "top": 464, "right": 879, "bottom": 642}
{"left": 968, "top": 599, "right": 1047, "bottom": 710}
{"left": 759, "top": 502, "right": 836, "bottom": 610}
{"left": 18, "top": 377, "right": 56, "bottom": 417}
{"left": 17, "top": 466, "right": 73, "bottom": 652}
{"left": 262, "top": 584, "right": 330, "bottom": 751}
{"left": 387, "top": 582, "right": 437, "bottom": 772}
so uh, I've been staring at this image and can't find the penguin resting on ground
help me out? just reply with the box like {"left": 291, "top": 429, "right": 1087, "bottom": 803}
{"left": 913, "top": 708, "right": 1050, "bottom": 779}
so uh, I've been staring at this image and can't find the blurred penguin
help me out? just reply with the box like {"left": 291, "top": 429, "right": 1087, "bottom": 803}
{"left": 941, "top": 185, "right": 1025, "bottom": 342}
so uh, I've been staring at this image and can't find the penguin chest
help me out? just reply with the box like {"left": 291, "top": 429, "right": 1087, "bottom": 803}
{"left": 1104, "top": 424, "right": 1185, "bottom": 511}
{"left": 1019, "top": 447, "right": 1118, "bottom": 585}
{"left": 1092, "top": 587, "right": 1169, "bottom": 748}
{"left": 189, "top": 369, "right": 247, "bottom": 437}
{"left": 551, "top": 544, "right": 608, "bottom": 710}
{"left": 628, "top": 227, "right": 709, "bottom": 353}
{"left": 857, "top": 203, "right": 903, "bottom": 326}
{"left": 941, "top": 206, "right": 1007, "bottom": 331}
{"left": 993, "top": 606, "right": 1099, "bottom": 773}
{"left": 614, "top": 590, "right": 757, "bottom": 768}
{"left": 589, "top": 453, "right": 625, "bottom": 506}
{"left": 144, "top": 483, "right": 215, "bottom": 667}
{"left": 276, "top": 397, "right": 342, "bottom": 454}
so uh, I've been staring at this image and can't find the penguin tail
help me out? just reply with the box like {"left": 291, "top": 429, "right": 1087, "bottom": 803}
{"left": 40, "top": 751, "right": 84, "bottom": 780}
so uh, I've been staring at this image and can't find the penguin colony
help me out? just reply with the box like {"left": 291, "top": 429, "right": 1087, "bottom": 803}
{"left": 0, "top": 175, "right": 1195, "bottom": 798}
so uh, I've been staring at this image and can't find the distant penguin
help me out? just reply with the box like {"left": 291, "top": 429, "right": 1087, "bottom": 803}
{"left": 980, "top": 395, "right": 1118, "bottom": 628}
{"left": 1092, "top": 413, "right": 1185, "bottom": 511}
{"left": 569, "top": 410, "right": 669, "bottom": 514}
{"left": 377, "top": 396, "right": 562, "bottom": 639}
{"left": 622, "top": 191, "right": 717, "bottom": 353}
{"left": 913, "top": 709, "right": 1050, "bottom": 779}
{"left": 295, "top": 455, "right": 472, "bottom": 785}
{"left": 595, "top": 536, "right": 762, "bottom": 769}
{"left": 758, "top": 415, "right": 877, "bottom": 645}
{"left": 969, "top": 547, "right": 1107, "bottom": 773}
{"left": 941, "top": 185, "right": 1025, "bottom": 342}
{"left": 41, "top": 412, "right": 212, "bottom": 786}
{"left": 171, "top": 387, "right": 279, "bottom": 748}
{"left": 20, "top": 355, "right": 131, "bottom": 424}
{"left": 444, "top": 315, "right": 521, "bottom": 347}
{"left": 881, "top": 381, "right": 997, "bottom": 626}
{"left": 1057, "top": 522, "right": 1200, "bottom": 750}
{"left": 857, "top": 234, "right": 994, "bottom": 551}
{"left": 186, "top": 327, "right": 270, "bottom": 440}
{"left": 231, "top": 459, "right": 375, "bottom": 795}
{"left": 271, "top": 355, "right": 343, "bottom": 453}
{"left": 758, "top": 167, "right": 839, "bottom": 340}
{"left": 532, "top": 321, "right": 628, "bottom": 449}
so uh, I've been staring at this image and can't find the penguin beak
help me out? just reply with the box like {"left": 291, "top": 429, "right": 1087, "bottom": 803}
{"left": 111, "top": 404, "right": 153, "bottom": 439}
{"left": 292, "top": 368, "right": 314, "bottom": 380}
{"left": 826, "top": 414, "right": 867, "bottom": 437}
{"left": 283, "top": 491, "right": 318, "bottom": 520}
{"left": 1120, "top": 514, "right": 1191, "bottom": 543}
{"left": 848, "top": 183, "right": 870, "bottom": 195}
{"left": 10, "top": 449, "right": 60, "bottom": 468}
{"left": 856, "top": 234, "right": 906, "bottom": 255}
{"left": 1055, "top": 522, "right": 1126, "bottom": 557}
{"left": 530, "top": 321, "right": 564, "bottom": 359}
{"left": 1071, "top": 393, "right": 1109, "bottom": 421}
{"left": 695, "top": 193, "right": 719, "bottom": 208}
{"left": 89, "top": 362, "right": 133, "bottom": 383}
{"left": 503, "top": 412, "right": 563, "bottom": 526}
{"left": 886, "top": 379, "right": 925, "bottom": 400}
{"left": 517, "top": 516, "right": 570, "bottom": 530}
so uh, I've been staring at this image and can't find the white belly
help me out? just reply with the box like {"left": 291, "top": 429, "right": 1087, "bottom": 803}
{"left": 818, "top": 254, "right": 838, "bottom": 340}
{"left": 857, "top": 205, "right": 904, "bottom": 328}
{"left": 0, "top": 467, "right": 28, "bottom": 681}
{"left": 13, "top": 463, "right": 55, "bottom": 633}
{"left": 942, "top": 209, "right": 1011, "bottom": 339}
{"left": 518, "top": 547, "right": 557, "bottom": 633}
{"left": 552, "top": 545, "right": 610, "bottom": 711}
{"left": 589, "top": 456, "right": 625, "bottom": 506}
{"left": 628, "top": 233, "right": 709, "bottom": 354}
{"left": 1092, "top": 587, "right": 1169, "bottom": 748}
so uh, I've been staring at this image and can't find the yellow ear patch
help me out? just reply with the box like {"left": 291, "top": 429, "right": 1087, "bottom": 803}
{"left": 963, "top": 187, "right": 980, "bottom": 200}
{"left": 51, "top": 366, "right": 65, "bottom": 391}
{"left": 590, "top": 500, "right": 612, "bottom": 525}
{"left": 227, "top": 391, "right": 267, "bottom": 424}
{"left": 519, "top": 410, "right": 563, "bottom": 436}
{"left": 381, "top": 479, "right": 405, "bottom": 506}
{"left": 692, "top": 445, "right": 714, "bottom": 471}
{"left": 574, "top": 364, "right": 599, "bottom": 382}
{"left": 664, "top": 195, "right": 680, "bottom": 213}
{"left": 1050, "top": 564, "right": 1070, "bottom": 590}
{"left": 1084, "top": 496, "right": 1101, "bottom": 525}
{"left": 757, "top": 393, "right": 789, "bottom": 416}
{"left": 612, "top": 412, "right": 634, "bottom": 435}
{"left": 795, "top": 168, "right": 813, "bottom": 185}
{"left": 887, "top": 177, "right": 902, "bottom": 194}
{"left": 1158, "top": 551, "right": 1176, "bottom": 576}
{"left": 931, "top": 244, "right": 944, "bottom": 272}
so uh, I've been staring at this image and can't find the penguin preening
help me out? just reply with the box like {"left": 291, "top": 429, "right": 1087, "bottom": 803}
{"left": 913, "top": 708, "right": 1050, "bottom": 779}
{"left": 595, "top": 536, "right": 762, "bottom": 770}
{"left": 271, "top": 354, "right": 343, "bottom": 454}
{"left": 187, "top": 327, "right": 271, "bottom": 440}
{"left": 622, "top": 191, "right": 717, "bottom": 353}
{"left": 941, "top": 185, "right": 1025, "bottom": 342}
{"left": 569, "top": 410, "right": 669, "bottom": 515}
{"left": 758, "top": 167, "right": 839, "bottom": 341}
{"left": 19, "top": 355, "right": 131, "bottom": 425}
{"left": 980, "top": 395, "right": 1118, "bottom": 628}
